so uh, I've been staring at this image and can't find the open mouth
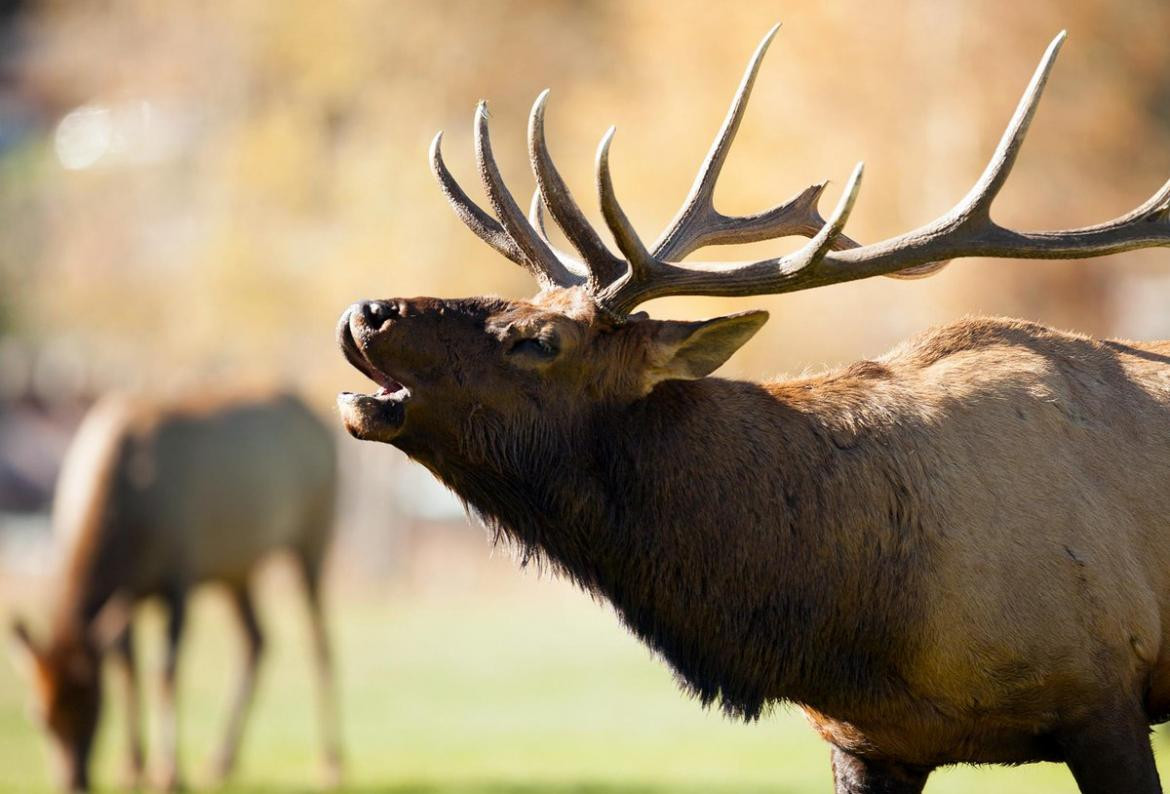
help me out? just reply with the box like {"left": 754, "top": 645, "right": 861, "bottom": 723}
{"left": 336, "top": 309, "right": 411, "bottom": 438}
{"left": 337, "top": 314, "right": 410, "bottom": 399}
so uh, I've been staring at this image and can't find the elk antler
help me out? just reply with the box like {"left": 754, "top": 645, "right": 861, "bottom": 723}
{"left": 432, "top": 27, "right": 1170, "bottom": 316}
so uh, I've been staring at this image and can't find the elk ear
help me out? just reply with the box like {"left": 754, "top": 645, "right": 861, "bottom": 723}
{"left": 644, "top": 310, "right": 769, "bottom": 386}
{"left": 8, "top": 617, "right": 40, "bottom": 678}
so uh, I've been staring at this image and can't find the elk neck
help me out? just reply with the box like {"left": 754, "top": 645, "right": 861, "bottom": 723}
{"left": 48, "top": 419, "right": 141, "bottom": 646}
{"left": 421, "top": 370, "right": 934, "bottom": 720}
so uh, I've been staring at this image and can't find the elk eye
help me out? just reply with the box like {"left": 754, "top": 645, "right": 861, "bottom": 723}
{"left": 508, "top": 337, "right": 558, "bottom": 358}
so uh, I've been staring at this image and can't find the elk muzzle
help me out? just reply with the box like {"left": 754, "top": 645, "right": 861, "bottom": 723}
{"left": 336, "top": 301, "right": 411, "bottom": 442}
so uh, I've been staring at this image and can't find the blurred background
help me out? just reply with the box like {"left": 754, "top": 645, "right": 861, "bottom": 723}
{"left": 2, "top": 1, "right": 1169, "bottom": 792}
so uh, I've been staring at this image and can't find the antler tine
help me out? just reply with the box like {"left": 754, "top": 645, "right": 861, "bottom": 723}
{"left": 527, "top": 189, "right": 594, "bottom": 282}
{"left": 529, "top": 91, "right": 626, "bottom": 290}
{"left": 528, "top": 188, "right": 550, "bottom": 238}
{"left": 596, "top": 127, "right": 656, "bottom": 287}
{"left": 430, "top": 132, "right": 528, "bottom": 268}
{"left": 650, "top": 23, "right": 863, "bottom": 263}
{"left": 790, "top": 163, "right": 865, "bottom": 271}
{"left": 473, "top": 102, "right": 585, "bottom": 288}
{"left": 953, "top": 31, "right": 1066, "bottom": 225}
{"left": 805, "top": 32, "right": 1068, "bottom": 282}
{"left": 821, "top": 29, "right": 1125, "bottom": 278}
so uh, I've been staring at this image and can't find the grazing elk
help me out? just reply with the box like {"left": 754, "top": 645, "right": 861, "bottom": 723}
{"left": 8, "top": 390, "right": 341, "bottom": 792}
{"left": 336, "top": 26, "right": 1170, "bottom": 794}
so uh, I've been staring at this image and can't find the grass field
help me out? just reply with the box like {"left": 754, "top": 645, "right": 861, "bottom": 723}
{"left": 2, "top": 556, "right": 1167, "bottom": 793}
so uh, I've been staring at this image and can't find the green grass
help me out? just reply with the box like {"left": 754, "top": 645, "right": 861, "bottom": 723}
{"left": 1, "top": 564, "right": 1165, "bottom": 793}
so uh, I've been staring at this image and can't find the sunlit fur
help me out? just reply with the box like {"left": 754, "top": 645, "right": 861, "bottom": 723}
{"left": 342, "top": 287, "right": 1170, "bottom": 786}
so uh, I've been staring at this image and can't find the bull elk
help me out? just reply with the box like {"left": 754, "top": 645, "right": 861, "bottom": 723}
{"left": 336, "top": 26, "right": 1170, "bottom": 794}
{"left": 8, "top": 391, "right": 341, "bottom": 792}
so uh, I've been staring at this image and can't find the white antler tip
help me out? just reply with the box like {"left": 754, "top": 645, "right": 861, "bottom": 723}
{"left": 529, "top": 91, "right": 551, "bottom": 138}
{"left": 1046, "top": 30, "right": 1068, "bottom": 57}
{"left": 822, "top": 161, "right": 864, "bottom": 235}
{"left": 428, "top": 131, "right": 446, "bottom": 168}
{"left": 598, "top": 126, "right": 617, "bottom": 159}
{"left": 749, "top": 23, "right": 783, "bottom": 65}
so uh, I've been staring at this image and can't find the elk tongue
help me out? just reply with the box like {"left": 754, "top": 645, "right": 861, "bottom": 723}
{"left": 370, "top": 371, "right": 407, "bottom": 399}
{"left": 374, "top": 379, "right": 409, "bottom": 402}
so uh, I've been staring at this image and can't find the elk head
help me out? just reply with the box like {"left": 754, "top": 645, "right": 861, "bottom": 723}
{"left": 338, "top": 26, "right": 1170, "bottom": 464}
{"left": 8, "top": 600, "right": 131, "bottom": 792}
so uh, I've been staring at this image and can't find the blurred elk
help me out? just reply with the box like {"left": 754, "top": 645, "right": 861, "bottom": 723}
{"left": 336, "top": 26, "right": 1170, "bottom": 794}
{"left": 8, "top": 391, "right": 341, "bottom": 792}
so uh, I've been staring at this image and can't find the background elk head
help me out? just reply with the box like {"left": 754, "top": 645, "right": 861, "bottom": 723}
{"left": 9, "top": 599, "right": 131, "bottom": 792}
{"left": 338, "top": 26, "right": 1170, "bottom": 464}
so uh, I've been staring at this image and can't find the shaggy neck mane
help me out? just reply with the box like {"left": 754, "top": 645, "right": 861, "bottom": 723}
{"left": 428, "top": 374, "right": 929, "bottom": 721}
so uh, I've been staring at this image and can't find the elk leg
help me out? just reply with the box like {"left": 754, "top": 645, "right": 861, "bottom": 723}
{"left": 830, "top": 746, "right": 931, "bottom": 794}
{"left": 210, "top": 585, "right": 264, "bottom": 783}
{"left": 159, "top": 590, "right": 187, "bottom": 793}
{"left": 298, "top": 551, "right": 343, "bottom": 786}
{"left": 1059, "top": 704, "right": 1161, "bottom": 794}
{"left": 111, "top": 624, "right": 145, "bottom": 788}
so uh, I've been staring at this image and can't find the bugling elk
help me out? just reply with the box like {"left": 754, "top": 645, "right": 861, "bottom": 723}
{"left": 9, "top": 391, "right": 341, "bottom": 792}
{"left": 337, "top": 26, "right": 1170, "bottom": 793}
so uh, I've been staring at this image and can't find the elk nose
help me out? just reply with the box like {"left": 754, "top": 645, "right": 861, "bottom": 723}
{"left": 358, "top": 300, "right": 397, "bottom": 327}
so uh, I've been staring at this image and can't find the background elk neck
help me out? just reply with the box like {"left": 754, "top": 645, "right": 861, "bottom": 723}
{"left": 50, "top": 431, "right": 143, "bottom": 633}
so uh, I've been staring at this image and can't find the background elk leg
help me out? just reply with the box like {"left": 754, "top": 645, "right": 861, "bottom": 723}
{"left": 1059, "top": 702, "right": 1161, "bottom": 794}
{"left": 297, "top": 547, "right": 342, "bottom": 785}
{"left": 110, "top": 622, "right": 144, "bottom": 788}
{"left": 158, "top": 589, "right": 187, "bottom": 793}
{"left": 829, "top": 746, "right": 931, "bottom": 794}
{"left": 210, "top": 584, "right": 264, "bottom": 783}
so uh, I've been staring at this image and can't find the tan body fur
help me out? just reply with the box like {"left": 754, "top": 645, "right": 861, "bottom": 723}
{"left": 779, "top": 320, "right": 1170, "bottom": 764}
{"left": 11, "top": 390, "right": 341, "bottom": 791}
{"left": 55, "top": 391, "right": 336, "bottom": 595}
